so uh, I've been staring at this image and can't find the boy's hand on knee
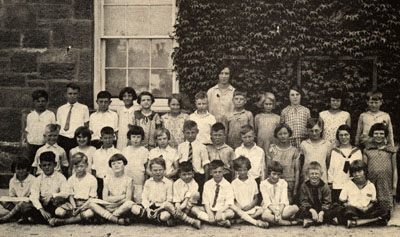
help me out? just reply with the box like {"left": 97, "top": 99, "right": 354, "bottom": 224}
{"left": 39, "top": 208, "right": 52, "bottom": 221}
{"left": 317, "top": 211, "right": 324, "bottom": 223}
{"left": 310, "top": 209, "right": 318, "bottom": 222}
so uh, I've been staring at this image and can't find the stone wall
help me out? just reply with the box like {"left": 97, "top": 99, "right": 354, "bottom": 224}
{"left": 0, "top": 0, "right": 94, "bottom": 143}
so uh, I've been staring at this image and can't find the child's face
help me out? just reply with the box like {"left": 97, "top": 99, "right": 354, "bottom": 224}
{"left": 76, "top": 134, "right": 89, "bottom": 147}
{"left": 140, "top": 95, "right": 153, "bottom": 109}
{"left": 122, "top": 92, "right": 134, "bottom": 107}
{"left": 40, "top": 160, "right": 56, "bottom": 176}
{"left": 263, "top": 98, "right": 274, "bottom": 113}
{"left": 269, "top": 171, "right": 282, "bottom": 184}
{"left": 151, "top": 163, "right": 165, "bottom": 181}
{"left": 97, "top": 98, "right": 111, "bottom": 112}
{"left": 241, "top": 130, "right": 255, "bottom": 147}
{"left": 184, "top": 128, "right": 198, "bottom": 143}
{"left": 130, "top": 134, "right": 142, "bottom": 147}
{"left": 367, "top": 98, "right": 382, "bottom": 112}
{"left": 289, "top": 90, "right": 301, "bottom": 106}
{"left": 15, "top": 167, "right": 29, "bottom": 180}
{"left": 277, "top": 127, "right": 290, "bottom": 144}
{"left": 74, "top": 161, "right": 88, "bottom": 177}
{"left": 309, "top": 124, "right": 322, "bottom": 141}
{"left": 308, "top": 169, "right": 322, "bottom": 186}
{"left": 169, "top": 98, "right": 180, "bottom": 114}
{"left": 195, "top": 98, "right": 208, "bottom": 113}
{"left": 330, "top": 98, "right": 341, "bottom": 110}
{"left": 372, "top": 130, "right": 386, "bottom": 144}
{"left": 66, "top": 88, "right": 79, "bottom": 104}
{"left": 211, "top": 129, "right": 225, "bottom": 146}
{"left": 232, "top": 95, "right": 246, "bottom": 109}
{"left": 218, "top": 67, "right": 230, "bottom": 85}
{"left": 352, "top": 170, "right": 366, "bottom": 184}
{"left": 45, "top": 130, "right": 59, "bottom": 145}
{"left": 111, "top": 160, "right": 125, "bottom": 173}
{"left": 156, "top": 133, "right": 169, "bottom": 149}
{"left": 101, "top": 133, "right": 114, "bottom": 148}
{"left": 338, "top": 130, "right": 351, "bottom": 145}
{"left": 211, "top": 166, "right": 224, "bottom": 183}
{"left": 180, "top": 170, "right": 194, "bottom": 183}
{"left": 33, "top": 97, "right": 48, "bottom": 113}
{"left": 237, "top": 166, "right": 249, "bottom": 180}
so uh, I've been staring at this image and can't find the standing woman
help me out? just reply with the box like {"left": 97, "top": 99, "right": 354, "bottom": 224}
{"left": 280, "top": 86, "right": 311, "bottom": 148}
{"left": 207, "top": 64, "right": 235, "bottom": 123}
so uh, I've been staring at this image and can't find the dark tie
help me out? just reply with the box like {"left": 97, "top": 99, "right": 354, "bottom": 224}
{"left": 188, "top": 142, "right": 193, "bottom": 163}
{"left": 212, "top": 183, "right": 220, "bottom": 208}
{"left": 64, "top": 104, "right": 73, "bottom": 131}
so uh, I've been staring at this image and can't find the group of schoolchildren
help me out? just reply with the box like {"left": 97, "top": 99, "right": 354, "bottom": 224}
{"left": 0, "top": 82, "right": 397, "bottom": 230}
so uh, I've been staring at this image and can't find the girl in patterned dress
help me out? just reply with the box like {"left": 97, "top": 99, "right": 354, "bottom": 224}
{"left": 116, "top": 87, "right": 137, "bottom": 151}
{"left": 363, "top": 123, "right": 397, "bottom": 214}
{"left": 255, "top": 92, "right": 280, "bottom": 156}
{"left": 319, "top": 91, "right": 351, "bottom": 147}
{"left": 161, "top": 94, "right": 189, "bottom": 148}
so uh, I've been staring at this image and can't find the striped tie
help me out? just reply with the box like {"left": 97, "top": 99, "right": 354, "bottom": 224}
{"left": 64, "top": 104, "right": 73, "bottom": 131}
{"left": 212, "top": 183, "right": 220, "bottom": 208}
{"left": 188, "top": 142, "right": 193, "bottom": 163}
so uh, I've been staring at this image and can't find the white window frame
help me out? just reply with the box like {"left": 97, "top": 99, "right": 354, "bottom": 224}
{"left": 94, "top": 0, "right": 178, "bottom": 112}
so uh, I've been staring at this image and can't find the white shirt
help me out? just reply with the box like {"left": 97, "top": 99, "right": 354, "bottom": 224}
{"left": 328, "top": 147, "right": 362, "bottom": 189}
{"left": 231, "top": 177, "right": 259, "bottom": 208}
{"left": 202, "top": 178, "right": 234, "bottom": 212}
{"left": 117, "top": 106, "right": 135, "bottom": 150}
{"left": 173, "top": 178, "right": 199, "bottom": 203}
{"left": 25, "top": 110, "right": 56, "bottom": 145}
{"left": 189, "top": 111, "right": 216, "bottom": 144}
{"left": 207, "top": 84, "right": 235, "bottom": 123}
{"left": 142, "top": 177, "right": 173, "bottom": 208}
{"left": 70, "top": 146, "right": 96, "bottom": 173}
{"left": 57, "top": 102, "right": 89, "bottom": 138}
{"left": 92, "top": 146, "right": 121, "bottom": 179}
{"left": 89, "top": 110, "right": 118, "bottom": 140}
{"left": 235, "top": 144, "right": 265, "bottom": 179}
{"left": 9, "top": 174, "right": 36, "bottom": 198}
{"left": 339, "top": 180, "right": 376, "bottom": 209}
{"left": 32, "top": 143, "right": 69, "bottom": 175}
{"left": 67, "top": 173, "right": 97, "bottom": 199}
{"left": 260, "top": 178, "right": 289, "bottom": 207}
{"left": 178, "top": 140, "right": 210, "bottom": 174}
{"left": 149, "top": 146, "right": 177, "bottom": 175}
{"left": 122, "top": 146, "right": 148, "bottom": 185}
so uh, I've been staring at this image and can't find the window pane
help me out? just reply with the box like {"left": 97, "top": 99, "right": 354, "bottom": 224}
{"left": 126, "top": 6, "right": 150, "bottom": 36}
{"left": 151, "top": 69, "right": 172, "bottom": 97}
{"left": 104, "top": 0, "right": 126, "bottom": 5}
{"left": 104, "top": 6, "right": 126, "bottom": 36}
{"left": 150, "top": 6, "right": 172, "bottom": 35}
{"left": 151, "top": 39, "right": 173, "bottom": 68}
{"left": 128, "top": 40, "right": 150, "bottom": 68}
{"left": 128, "top": 69, "right": 150, "bottom": 93}
{"left": 106, "top": 69, "right": 126, "bottom": 96}
{"left": 106, "top": 39, "right": 127, "bottom": 67}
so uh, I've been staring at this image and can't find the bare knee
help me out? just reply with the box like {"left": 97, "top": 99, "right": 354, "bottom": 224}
{"left": 131, "top": 204, "right": 143, "bottom": 215}
{"left": 81, "top": 209, "right": 94, "bottom": 220}
{"left": 159, "top": 211, "right": 171, "bottom": 222}
{"left": 55, "top": 207, "right": 66, "bottom": 217}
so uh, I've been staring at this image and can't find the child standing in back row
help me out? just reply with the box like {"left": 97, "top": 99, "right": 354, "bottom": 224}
{"left": 117, "top": 87, "right": 137, "bottom": 150}
{"left": 189, "top": 91, "right": 216, "bottom": 145}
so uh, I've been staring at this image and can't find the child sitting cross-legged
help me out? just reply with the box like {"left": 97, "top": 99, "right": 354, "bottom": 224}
{"left": 260, "top": 161, "right": 299, "bottom": 226}
{"left": 49, "top": 152, "right": 97, "bottom": 226}
{"left": 230, "top": 156, "right": 269, "bottom": 228}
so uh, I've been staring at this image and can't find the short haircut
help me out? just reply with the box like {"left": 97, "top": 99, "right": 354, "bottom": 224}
{"left": 11, "top": 157, "right": 31, "bottom": 173}
{"left": 32, "top": 89, "right": 48, "bottom": 101}
{"left": 307, "top": 161, "right": 322, "bottom": 173}
{"left": 328, "top": 90, "right": 344, "bottom": 101}
{"left": 306, "top": 118, "right": 323, "bottom": 132}
{"left": 39, "top": 151, "right": 56, "bottom": 163}
{"left": 233, "top": 156, "right": 251, "bottom": 171}
{"left": 368, "top": 122, "right": 389, "bottom": 137}
{"left": 217, "top": 63, "right": 231, "bottom": 76}
{"left": 366, "top": 90, "right": 383, "bottom": 101}
{"left": 179, "top": 161, "right": 194, "bottom": 173}
{"left": 137, "top": 91, "right": 155, "bottom": 104}
{"left": 183, "top": 120, "right": 198, "bottom": 131}
{"left": 289, "top": 85, "right": 304, "bottom": 98}
{"left": 240, "top": 125, "right": 254, "bottom": 135}
{"left": 268, "top": 160, "right": 283, "bottom": 175}
{"left": 74, "top": 126, "right": 92, "bottom": 143}
{"left": 149, "top": 156, "right": 166, "bottom": 169}
{"left": 66, "top": 83, "right": 80, "bottom": 92}
{"left": 127, "top": 125, "right": 145, "bottom": 140}
{"left": 256, "top": 92, "right": 276, "bottom": 109}
{"left": 349, "top": 160, "right": 368, "bottom": 177}
{"left": 108, "top": 153, "right": 128, "bottom": 167}
{"left": 119, "top": 87, "right": 137, "bottom": 101}
{"left": 336, "top": 124, "right": 351, "bottom": 141}
{"left": 154, "top": 128, "right": 171, "bottom": 140}
{"left": 97, "top": 91, "right": 112, "bottom": 100}
{"left": 233, "top": 89, "right": 247, "bottom": 98}
{"left": 101, "top": 126, "right": 114, "bottom": 136}
{"left": 168, "top": 93, "right": 182, "bottom": 106}
{"left": 274, "top": 123, "right": 293, "bottom": 138}
{"left": 194, "top": 91, "right": 207, "bottom": 101}
{"left": 71, "top": 152, "right": 88, "bottom": 166}
{"left": 211, "top": 122, "right": 225, "bottom": 133}
{"left": 209, "top": 159, "right": 225, "bottom": 171}
{"left": 45, "top": 124, "right": 61, "bottom": 133}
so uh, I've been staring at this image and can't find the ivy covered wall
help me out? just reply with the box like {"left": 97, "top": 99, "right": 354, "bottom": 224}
{"left": 173, "top": 0, "right": 400, "bottom": 140}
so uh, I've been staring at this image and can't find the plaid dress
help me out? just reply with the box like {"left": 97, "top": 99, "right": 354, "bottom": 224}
{"left": 280, "top": 105, "right": 311, "bottom": 148}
